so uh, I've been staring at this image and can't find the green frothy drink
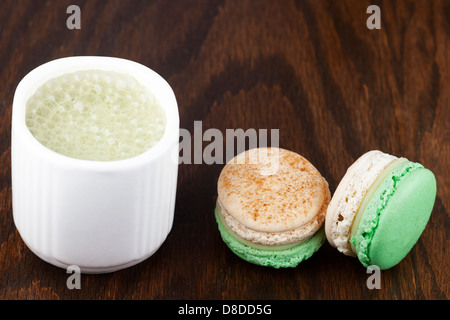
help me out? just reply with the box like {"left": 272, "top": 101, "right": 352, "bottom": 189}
{"left": 25, "top": 70, "right": 166, "bottom": 161}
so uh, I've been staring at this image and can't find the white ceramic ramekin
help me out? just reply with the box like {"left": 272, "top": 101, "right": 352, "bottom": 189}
{"left": 11, "top": 56, "right": 179, "bottom": 273}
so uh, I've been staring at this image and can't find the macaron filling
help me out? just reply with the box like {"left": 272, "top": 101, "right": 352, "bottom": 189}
{"left": 217, "top": 198, "right": 326, "bottom": 247}
{"left": 215, "top": 201, "right": 305, "bottom": 251}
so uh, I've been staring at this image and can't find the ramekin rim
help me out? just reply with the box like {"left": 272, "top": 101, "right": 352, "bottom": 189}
{"left": 12, "top": 56, "right": 180, "bottom": 170}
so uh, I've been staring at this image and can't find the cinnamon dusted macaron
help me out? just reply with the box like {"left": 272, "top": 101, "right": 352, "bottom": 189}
{"left": 215, "top": 147, "right": 330, "bottom": 268}
{"left": 325, "top": 150, "right": 437, "bottom": 270}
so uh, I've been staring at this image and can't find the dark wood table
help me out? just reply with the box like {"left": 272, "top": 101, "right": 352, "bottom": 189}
{"left": 0, "top": 0, "right": 448, "bottom": 300}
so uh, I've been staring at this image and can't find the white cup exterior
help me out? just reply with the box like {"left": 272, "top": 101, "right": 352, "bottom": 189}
{"left": 11, "top": 56, "right": 179, "bottom": 273}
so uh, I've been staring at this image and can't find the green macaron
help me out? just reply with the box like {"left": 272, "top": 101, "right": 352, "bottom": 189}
{"left": 325, "top": 150, "right": 437, "bottom": 270}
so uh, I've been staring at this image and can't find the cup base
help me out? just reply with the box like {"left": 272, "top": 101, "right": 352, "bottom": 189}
{"left": 27, "top": 243, "right": 160, "bottom": 274}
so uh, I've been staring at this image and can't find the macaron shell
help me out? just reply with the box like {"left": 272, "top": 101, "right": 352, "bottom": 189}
{"left": 354, "top": 163, "right": 437, "bottom": 270}
{"left": 218, "top": 147, "right": 328, "bottom": 233}
{"left": 325, "top": 150, "right": 397, "bottom": 255}
{"left": 215, "top": 209, "right": 325, "bottom": 268}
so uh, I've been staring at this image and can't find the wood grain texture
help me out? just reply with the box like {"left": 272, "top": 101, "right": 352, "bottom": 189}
{"left": 0, "top": 0, "right": 448, "bottom": 300}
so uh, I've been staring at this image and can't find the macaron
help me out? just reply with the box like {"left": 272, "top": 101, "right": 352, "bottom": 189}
{"left": 325, "top": 150, "right": 437, "bottom": 270}
{"left": 215, "top": 147, "right": 330, "bottom": 268}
